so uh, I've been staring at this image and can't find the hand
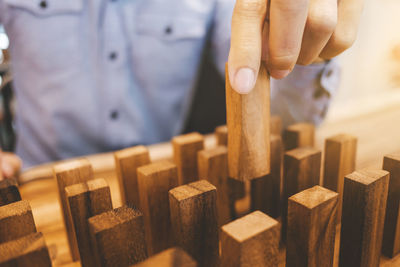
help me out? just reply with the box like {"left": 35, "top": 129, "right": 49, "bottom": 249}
{"left": 0, "top": 151, "right": 22, "bottom": 181}
{"left": 228, "top": 0, "right": 364, "bottom": 94}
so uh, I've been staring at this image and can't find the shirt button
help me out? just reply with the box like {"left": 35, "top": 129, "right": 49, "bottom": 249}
{"left": 110, "top": 110, "right": 119, "bottom": 120}
{"left": 109, "top": 52, "right": 118, "bottom": 61}
{"left": 165, "top": 26, "right": 173, "bottom": 35}
{"left": 39, "top": 0, "right": 47, "bottom": 9}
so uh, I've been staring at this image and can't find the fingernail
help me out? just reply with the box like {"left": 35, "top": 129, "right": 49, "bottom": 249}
{"left": 233, "top": 68, "right": 255, "bottom": 94}
{"left": 270, "top": 69, "right": 290, "bottom": 79}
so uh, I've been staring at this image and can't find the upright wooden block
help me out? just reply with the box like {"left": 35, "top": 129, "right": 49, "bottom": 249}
{"left": 0, "top": 200, "right": 36, "bottom": 243}
{"left": 114, "top": 145, "right": 151, "bottom": 207}
{"left": 53, "top": 158, "right": 93, "bottom": 261}
{"left": 198, "top": 146, "right": 231, "bottom": 226}
{"left": 0, "top": 178, "right": 21, "bottom": 207}
{"left": 286, "top": 186, "right": 338, "bottom": 267}
{"left": 226, "top": 63, "right": 270, "bottom": 181}
{"left": 215, "top": 125, "right": 228, "bottom": 146}
{"left": 131, "top": 247, "right": 197, "bottom": 267}
{"left": 251, "top": 135, "right": 283, "bottom": 218}
{"left": 283, "top": 123, "right": 315, "bottom": 151}
{"left": 65, "top": 178, "right": 113, "bottom": 267}
{"left": 323, "top": 134, "right": 357, "bottom": 224}
{"left": 89, "top": 205, "right": 147, "bottom": 267}
{"left": 220, "top": 211, "right": 279, "bottom": 267}
{"left": 137, "top": 161, "right": 179, "bottom": 255}
{"left": 0, "top": 233, "right": 51, "bottom": 267}
{"left": 339, "top": 170, "right": 389, "bottom": 267}
{"left": 172, "top": 132, "right": 204, "bottom": 185}
{"left": 270, "top": 115, "right": 282, "bottom": 135}
{"left": 169, "top": 180, "right": 219, "bottom": 267}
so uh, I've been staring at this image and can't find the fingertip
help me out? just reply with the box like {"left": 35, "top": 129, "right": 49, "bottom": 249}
{"left": 269, "top": 69, "right": 290, "bottom": 79}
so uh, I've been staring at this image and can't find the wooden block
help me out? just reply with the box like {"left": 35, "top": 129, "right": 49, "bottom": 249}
{"left": 282, "top": 147, "right": 321, "bottom": 242}
{"left": 270, "top": 115, "right": 282, "bottom": 135}
{"left": 283, "top": 123, "right": 315, "bottom": 151}
{"left": 323, "top": 134, "right": 357, "bottom": 224}
{"left": 65, "top": 178, "right": 113, "bottom": 267}
{"left": 382, "top": 153, "right": 400, "bottom": 258}
{"left": 198, "top": 146, "right": 231, "bottom": 226}
{"left": 215, "top": 125, "right": 228, "bottom": 146}
{"left": 339, "top": 170, "right": 389, "bottom": 267}
{"left": 137, "top": 160, "right": 179, "bottom": 255}
{"left": 286, "top": 186, "right": 338, "bottom": 267}
{"left": 227, "top": 178, "right": 245, "bottom": 218}
{"left": 251, "top": 135, "right": 283, "bottom": 218}
{"left": 169, "top": 180, "right": 219, "bottom": 267}
{"left": 0, "top": 200, "right": 36, "bottom": 243}
{"left": 0, "top": 178, "right": 21, "bottom": 207}
{"left": 114, "top": 145, "right": 151, "bottom": 207}
{"left": 131, "top": 247, "right": 197, "bottom": 267}
{"left": 89, "top": 205, "right": 147, "bottom": 267}
{"left": 0, "top": 232, "right": 51, "bottom": 267}
{"left": 172, "top": 132, "right": 204, "bottom": 185}
{"left": 220, "top": 211, "right": 279, "bottom": 267}
{"left": 226, "top": 63, "right": 270, "bottom": 181}
{"left": 53, "top": 158, "right": 93, "bottom": 261}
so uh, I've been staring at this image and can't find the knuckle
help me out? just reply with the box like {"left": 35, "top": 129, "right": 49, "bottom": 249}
{"left": 330, "top": 32, "right": 356, "bottom": 53}
{"left": 236, "top": 0, "right": 267, "bottom": 16}
{"left": 268, "top": 54, "right": 297, "bottom": 70}
{"left": 307, "top": 14, "right": 337, "bottom": 35}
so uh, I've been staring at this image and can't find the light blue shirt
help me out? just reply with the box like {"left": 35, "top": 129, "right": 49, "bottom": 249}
{"left": 0, "top": 0, "right": 339, "bottom": 168}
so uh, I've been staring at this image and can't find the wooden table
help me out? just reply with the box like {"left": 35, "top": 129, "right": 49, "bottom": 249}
{"left": 19, "top": 105, "right": 400, "bottom": 266}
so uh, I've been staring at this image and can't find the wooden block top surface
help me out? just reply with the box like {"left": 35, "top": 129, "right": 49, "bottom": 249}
{"left": 285, "top": 147, "right": 320, "bottom": 160}
{"left": 198, "top": 146, "right": 227, "bottom": 159}
{"left": 137, "top": 160, "right": 176, "bottom": 176}
{"left": 215, "top": 125, "right": 227, "bottom": 135}
{"left": 114, "top": 145, "right": 148, "bottom": 159}
{"left": 346, "top": 170, "right": 390, "bottom": 185}
{"left": 89, "top": 206, "right": 142, "bottom": 233}
{"left": 0, "top": 232, "right": 46, "bottom": 261}
{"left": 384, "top": 152, "right": 400, "bottom": 162}
{"left": 326, "top": 133, "right": 357, "bottom": 143}
{"left": 289, "top": 185, "right": 338, "bottom": 210}
{"left": 0, "top": 178, "right": 18, "bottom": 190}
{"left": 221, "top": 211, "right": 278, "bottom": 242}
{"left": 0, "top": 200, "right": 31, "bottom": 219}
{"left": 169, "top": 180, "right": 216, "bottom": 202}
{"left": 53, "top": 158, "right": 91, "bottom": 173}
{"left": 132, "top": 247, "right": 197, "bottom": 267}
{"left": 172, "top": 132, "right": 204, "bottom": 146}
{"left": 286, "top": 122, "right": 315, "bottom": 132}
{"left": 65, "top": 178, "right": 108, "bottom": 197}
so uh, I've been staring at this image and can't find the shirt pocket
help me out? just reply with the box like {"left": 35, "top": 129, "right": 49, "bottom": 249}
{"left": 4, "top": 0, "right": 82, "bottom": 16}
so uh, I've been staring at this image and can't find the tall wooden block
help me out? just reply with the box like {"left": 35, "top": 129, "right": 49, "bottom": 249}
{"left": 323, "top": 134, "right": 357, "bottom": 224}
{"left": 198, "top": 146, "right": 231, "bottom": 226}
{"left": 0, "top": 200, "right": 36, "bottom": 243}
{"left": 89, "top": 205, "right": 147, "bottom": 267}
{"left": 131, "top": 247, "right": 197, "bottom": 267}
{"left": 0, "top": 233, "right": 51, "bottom": 267}
{"left": 339, "top": 170, "right": 389, "bottom": 267}
{"left": 283, "top": 123, "right": 315, "bottom": 151}
{"left": 53, "top": 158, "right": 93, "bottom": 261}
{"left": 270, "top": 115, "right": 282, "bottom": 135}
{"left": 220, "top": 211, "right": 279, "bottom": 267}
{"left": 226, "top": 63, "right": 270, "bottom": 181}
{"left": 251, "top": 135, "right": 283, "bottom": 218}
{"left": 215, "top": 125, "right": 228, "bottom": 146}
{"left": 0, "top": 178, "right": 21, "bottom": 207}
{"left": 169, "top": 180, "right": 219, "bottom": 267}
{"left": 137, "top": 161, "right": 179, "bottom": 255}
{"left": 65, "top": 178, "right": 113, "bottom": 267}
{"left": 382, "top": 154, "right": 400, "bottom": 258}
{"left": 172, "top": 132, "right": 204, "bottom": 185}
{"left": 286, "top": 186, "right": 338, "bottom": 267}
{"left": 114, "top": 145, "right": 151, "bottom": 207}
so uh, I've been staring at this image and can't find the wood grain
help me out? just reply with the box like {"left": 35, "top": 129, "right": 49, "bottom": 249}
{"left": 169, "top": 180, "right": 219, "bottom": 267}
{"left": 339, "top": 170, "right": 389, "bottom": 267}
{"left": 271, "top": 115, "right": 282, "bottom": 136}
{"left": 0, "top": 178, "right": 21, "bottom": 207}
{"left": 198, "top": 146, "right": 231, "bottom": 226}
{"left": 215, "top": 125, "right": 228, "bottom": 146}
{"left": 284, "top": 123, "right": 315, "bottom": 151}
{"left": 131, "top": 247, "right": 197, "bottom": 267}
{"left": 251, "top": 135, "right": 283, "bottom": 218}
{"left": 172, "top": 132, "right": 204, "bottom": 185}
{"left": 53, "top": 158, "right": 94, "bottom": 261}
{"left": 0, "top": 232, "right": 51, "bottom": 267}
{"left": 114, "top": 145, "right": 150, "bottom": 208}
{"left": 88, "top": 205, "right": 148, "bottom": 267}
{"left": 220, "top": 211, "right": 279, "bottom": 267}
{"left": 323, "top": 134, "right": 357, "bottom": 224}
{"left": 382, "top": 153, "right": 400, "bottom": 258}
{"left": 226, "top": 63, "right": 270, "bottom": 181}
{"left": 287, "top": 186, "right": 338, "bottom": 267}
{"left": 0, "top": 200, "right": 36, "bottom": 243}
{"left": 137, "top": 160, "right": 178, "bottom": 255}
{"left": 65, "top": 178, "right": 113, "bottom": 267}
